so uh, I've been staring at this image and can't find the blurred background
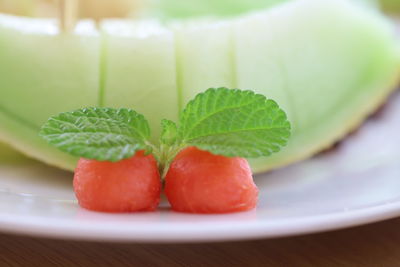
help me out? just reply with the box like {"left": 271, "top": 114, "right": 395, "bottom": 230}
{"left": 0, "top": 0, "right": 399, "bottom": 20}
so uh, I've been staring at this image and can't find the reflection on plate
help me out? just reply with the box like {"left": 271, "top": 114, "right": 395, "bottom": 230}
{"left": 0, "top": 92, "right": 399, "bottom": 243}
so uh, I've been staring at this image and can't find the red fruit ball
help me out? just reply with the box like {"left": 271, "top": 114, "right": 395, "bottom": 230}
{"left": 73, "top": 150, "right": 161, "bottom": 212}
{"left": 165, "top": 147, "right": 258, "bottom": 214}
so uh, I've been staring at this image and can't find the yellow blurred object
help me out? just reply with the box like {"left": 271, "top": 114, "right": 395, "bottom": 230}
{"left": 0, "top": 0, "right": 35, "bottom": 16}
{"left": 79, "top": 0, "right": 140, "bottom": 20}
{"left": 0, "top": 0, "right": 139, "bottom": 19}
{"left": 35, "top": 0, "right": 57, "bottom": 17}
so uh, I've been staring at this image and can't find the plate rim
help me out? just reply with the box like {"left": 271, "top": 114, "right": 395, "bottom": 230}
{"left": 0, "top": 200, "right": 399, "bottom": 243}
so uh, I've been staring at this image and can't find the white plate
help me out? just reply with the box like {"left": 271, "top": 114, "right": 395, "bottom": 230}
{"left": 0, "top": 92, "right": 399, "bottom": 243}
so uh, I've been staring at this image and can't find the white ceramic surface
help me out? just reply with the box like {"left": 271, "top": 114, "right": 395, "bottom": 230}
{"left": 0, "top": 92, "right": 399, "bottom": 243}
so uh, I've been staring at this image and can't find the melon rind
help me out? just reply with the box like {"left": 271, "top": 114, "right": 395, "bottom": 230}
{"left": 380, "top": 0, "right": 400, "bottom": 14}
{"left": 0, "top": 110, "right": 78, "bottom": 169}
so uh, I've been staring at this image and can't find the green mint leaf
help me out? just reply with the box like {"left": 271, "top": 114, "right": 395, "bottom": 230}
{"left": 40, "top": 107, "right": 150, "bottom": 162}
{"left": 178, "top": 88, "right": 291, "bottom": 158}
{"left": 160, "top": 119, "right": 178, "bottom": 146}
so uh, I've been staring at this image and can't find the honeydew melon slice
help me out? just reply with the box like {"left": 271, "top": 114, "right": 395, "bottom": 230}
{"left": 173, "top": 0, "right": 400, "bottom": 173}
{"left": 0, "top": 15, "right": 100, "bottom": 170}
{"left": 100, "top": 20, "right": 178, "bottom": 141}
{"left": 0, "top": 0, "right": 398, "bottom": 174}
{"left": 233, "top": 0, "right": 400, "bottom": 172}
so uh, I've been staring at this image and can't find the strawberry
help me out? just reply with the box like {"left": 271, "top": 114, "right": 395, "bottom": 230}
{"left": 73, "top": 150, "right": 161, "bottom": 212}
{"left": 165, "top": 147, "right": 258, "bottom": 214}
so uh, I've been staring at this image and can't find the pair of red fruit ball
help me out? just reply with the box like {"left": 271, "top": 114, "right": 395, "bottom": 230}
{"left": 74, "top": 147, "right": 259, "bottom": 214}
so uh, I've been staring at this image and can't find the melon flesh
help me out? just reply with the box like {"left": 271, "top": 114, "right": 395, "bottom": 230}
{"left": 174, "top": 20, "right": 236, "bottom": 106}
{"left": 0, "top": 0, "right": 398, "bottom": 173}
{"left": 0, "top": 15, "right": 99, "bottom": 169}
{"left": 101, "top": 20, "right": 178, "bottom": 141}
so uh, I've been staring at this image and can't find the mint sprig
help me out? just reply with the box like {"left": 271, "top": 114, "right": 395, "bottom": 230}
{"left": 40, "top": 107, "right": 151, "bottom": 162}
{"left": 177, "top": 88, "right": 291, "bottom": 158}
{"left": 40, "top": 88, "right": 291, "bottom": 174}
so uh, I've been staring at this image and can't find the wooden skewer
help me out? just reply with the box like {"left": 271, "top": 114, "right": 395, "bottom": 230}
{"left": 58, "top": 0, "right": 78, "bottom": 33}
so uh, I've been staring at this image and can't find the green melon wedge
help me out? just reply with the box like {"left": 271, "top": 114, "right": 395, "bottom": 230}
{"left": 0, "top": 15, "right": 100, "bottom": 170}
{"left": 0, "top": 0, "right": 398, "bottom": 174}
{"left": 237, "top": 0, "right": 400, "bottom": 172}
{"left": 173, "top": 0, "right": 400, "bottom": 173}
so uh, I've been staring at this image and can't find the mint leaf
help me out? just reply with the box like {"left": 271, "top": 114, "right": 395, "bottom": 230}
{"left": 160, "top": 119, "right": 178, "bottom": 146}
{"left": 178, "top": 88, "right": 291, "bottom": 158}
{"left": 40, "top": 107, "right": 150, "bottom": 162}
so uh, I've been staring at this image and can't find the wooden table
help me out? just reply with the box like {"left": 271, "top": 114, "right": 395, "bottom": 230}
{"left": 0, "top": 217, "right": 399, "bottom": 266}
